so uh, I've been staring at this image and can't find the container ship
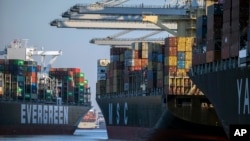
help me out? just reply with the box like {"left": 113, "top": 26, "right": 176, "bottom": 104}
{"left": 78, "top": 109, "right": 98, "bottom": 129}
{"left": 189, "top": 0, "right": 250, "bottom": 139}
{"left": 0, "top": 40, "right": 92, "bottom": 135}
{"left": 96, "top": 41, "right": 227, "bottom": 140}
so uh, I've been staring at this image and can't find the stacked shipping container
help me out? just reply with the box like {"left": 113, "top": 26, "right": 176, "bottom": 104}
{"left": 0, "top": 59, "right": 38, "bottom": 100}
{"left": 206, "top": 4, "right": 223, "bottom": 62}
{"left": 49, "top": 68, "right": 90, "bottom": 104}
{"left": 0, "top": 58, "right": 91, "bottom": 104}
{"left": 221, "top": 0, "right": 249, "bottom": 58}
{"left": 96, "top": 59, "right": 109, "bottom": 95}
{"left": 96, "top": 39, "right": 202, "bottom": 96}
{"left": 164, "top": 37, "right": 202, "bottom": 95}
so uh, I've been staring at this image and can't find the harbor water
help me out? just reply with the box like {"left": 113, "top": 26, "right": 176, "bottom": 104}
{"left": 0, "top": 129, "right": 108, "bottom": 141}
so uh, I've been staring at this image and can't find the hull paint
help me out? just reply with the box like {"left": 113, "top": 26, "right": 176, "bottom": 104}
{"left": 190, "top": 67, "right": 250, "bottom": 137}
{"left": 0, "top": 102, "right": 91, "bottom": 135}
{"left": 97, "top": 95, "right": 227, "bottom": 140}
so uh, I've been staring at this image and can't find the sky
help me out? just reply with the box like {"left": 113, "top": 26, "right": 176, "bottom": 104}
{"left": 0, "top": 0, "right": 169, "bottom": 111}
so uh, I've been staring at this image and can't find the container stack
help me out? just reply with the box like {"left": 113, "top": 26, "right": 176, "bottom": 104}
{"left": 221, "top": 0, "right": 249, "bottom": 58}
{"left": 49, "top": 67, "right": 89, "bottom": 104}
{"left": 206, "top": 3, "right": 223, "bottom": 62}
{"left": 193, "top": 15, "right": 207, "bottom": 65}
{"left": 0, "top": 59, "right": 39, "bottom": 100}
{"left": 221, "top": 0, "right": 231, "bottom": 59}
{"left": 146, "top": 42, "right": 164, "bottom": 90}
{"left": 106, "top": 48, "right": 126, "bottom": 93}
{"left": 96, "top": 59, "right": 109, "bottom": 95}
{"left": 24, "top": 61, "right": 38, "bottom": 99}
{"left": 124, "top": 42, "right": 149, "bottom": 92}
{"left": 164, "top": 37, "right": 201, "bottom": 95}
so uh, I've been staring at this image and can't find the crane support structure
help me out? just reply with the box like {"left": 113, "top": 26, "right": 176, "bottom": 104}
{"left": 90, "top": 38, "right": 164, "bottom": 47}
{"left": 70, "top": 4, "right": 187, "bottom": 16}
{"left": 50, "top": 19, "right": 177, "bottom": 31}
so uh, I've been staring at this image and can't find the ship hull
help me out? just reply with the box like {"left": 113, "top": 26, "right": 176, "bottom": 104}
{"left": 0, "top": 102, "right": 91, "bottom": 135}
{"left": 189, "top": 67, "right": 250, "bottom": 137}
{"left": 97, "top": 95, "right": 227, "bottom": 141}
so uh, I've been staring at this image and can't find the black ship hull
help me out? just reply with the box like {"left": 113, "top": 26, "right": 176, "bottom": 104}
{"left": 0, "top": 102, "right": 91, "bottom": 135}
{"left": 189, "top": 66, "right": 250, "bottom": 137}
{"left": 97, "top": 95, "right": 227, "bottom": 141}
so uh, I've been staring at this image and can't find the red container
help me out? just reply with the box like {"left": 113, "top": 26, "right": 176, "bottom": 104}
{"left": 206, "top": 39, "right": 215, "bottom": 51}
{"left": 141, "top": 59, "right": 148, "bottom": 67}
{"left": 230, "top": 43, "right": 239, "bottom": 57}
{"left": 221, "top": 46, "right": 230, "bottom": 59}
{"left": 230, "top": 31, "right": 240, "bottom": 45}
{"left": 200, "top": 53, "right": 206, "bottom": 64}
{"left": 222, "top": 22, "right": 231, "bottom": 34}
{"left": 206, "top": 50, "right": 221, "bottom": 63}
{"left": 165, "top": 46, "right": 177, "bottom": 56}
{"left": 164, "top": 66, "right": 177, "bottom": 76}
{"left": 165, "top": 37, "right": 177, "bottom": 47}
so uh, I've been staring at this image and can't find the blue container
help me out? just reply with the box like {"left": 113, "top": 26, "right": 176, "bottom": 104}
{"left": 27, "top": 66, "right": 37, "bottom": 72}
{"left": 157, "top": 54, "right": 164, "bottom": 62}
{"left": 177, "top": 61, "right": 185, "bottom": 69}
{"left": 31, "top": 83, "right": 37, "bottom": 89}
{"left": 177, "top": 52, "right": 185, "bottom": 61}
{"left": 147, "top": 70, "right": 154, "bottom": 80}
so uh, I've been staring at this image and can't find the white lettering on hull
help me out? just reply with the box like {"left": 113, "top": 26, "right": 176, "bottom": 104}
{"left": 237, "top": 78, "right": 250, "bottom": 115}
{"left": 21, "top": 104, "right": 68, "bottom": 124}
{"left": 108, "top": 102, "right": 128, "bottom": 125}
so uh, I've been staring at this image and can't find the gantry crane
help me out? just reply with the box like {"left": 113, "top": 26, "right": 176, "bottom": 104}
{"left": 51, "top": 0, "right": 212, "bottom": 46}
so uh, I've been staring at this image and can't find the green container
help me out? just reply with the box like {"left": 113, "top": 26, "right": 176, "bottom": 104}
{"left": 25, "top": 94, "right": 31, "bottom": 98}
{"left": 75, "top": 82, "right": 84, "bottom": 87}
{"left": 46, "top": 90, "right": 52, "bottom": 94}
{"left": 64, "top": 76, "right": 73, "bottom": 81}
{"left": 75, "top": 72, "right": 84, "bottom": 78}
{"left": 84, "top": 80, "right": 88, "bottom": 84}
{"left": 13, "top": 59, "right": 24, "bottom": 66}
{"left": 68, "top": 92, "right": 73, "bottom": 96}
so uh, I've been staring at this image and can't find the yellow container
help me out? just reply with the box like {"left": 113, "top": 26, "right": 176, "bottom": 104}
{"left": 177, "top": 43, "right": 186, "bottom": 51}
{"left": 165, "top": 56, "right": 177, "bottom": 66}
{"left": 142, "top": 42, "right": 149, "bottom": 50}
{"left": 185, "top": 43, "right": 193, "bottom": 51}
{"left": 178, "top": 37, "right": 186, "bottom": 43}
{"left": 185, "top": 61, "right": 192, "bottom": 69}
{"left": 185, "top": 51, "right": 192, "bottom": 61}
{"left": 142, "top": 50, "right": 148, "bottom": 59}
{"left": 185, "top": 37, "right": 194, "bottom": 44}
{"left": 177, "top": 69, "right": 187, "bottom": 76}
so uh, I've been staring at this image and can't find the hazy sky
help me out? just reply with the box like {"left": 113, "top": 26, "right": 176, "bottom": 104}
{"left": 0, "top": 0, "right": 169, "bottom": 110}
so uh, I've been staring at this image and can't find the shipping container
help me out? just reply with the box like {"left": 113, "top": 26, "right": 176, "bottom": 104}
{"left": 207, "top": 4, "right": 223, "bottom": 16}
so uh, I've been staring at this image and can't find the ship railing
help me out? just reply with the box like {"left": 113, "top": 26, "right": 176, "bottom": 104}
{"left": 190, "top": 57, "right": 239, "bottom": 76}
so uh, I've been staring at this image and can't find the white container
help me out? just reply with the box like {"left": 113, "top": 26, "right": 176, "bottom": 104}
{"left": 97, "top": 59, "right": 110, "bottom": 66}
